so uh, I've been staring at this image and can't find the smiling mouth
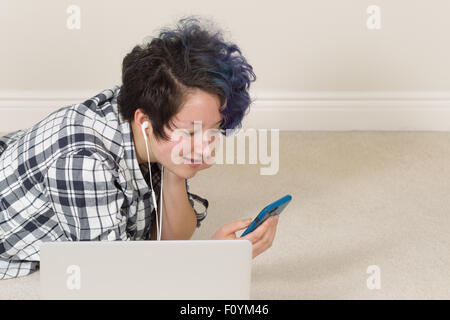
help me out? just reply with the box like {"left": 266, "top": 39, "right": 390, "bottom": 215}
{"left": 183, "top": 157, "right": 202, "bottom": 164}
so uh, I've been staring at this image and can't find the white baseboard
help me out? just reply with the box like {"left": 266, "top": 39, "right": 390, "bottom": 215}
{"left": 1, "top": 90, "right": 450, "bottom": 132}
{"left": 244, "top": 91, "right": 450, "bottom": 131}
{"left": 0, "top": 89, "right": 98, "bottom": 132}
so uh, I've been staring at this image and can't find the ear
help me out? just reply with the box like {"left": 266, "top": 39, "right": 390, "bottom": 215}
{"left": 134, "top": 108, "right": 150, "bottom": 123}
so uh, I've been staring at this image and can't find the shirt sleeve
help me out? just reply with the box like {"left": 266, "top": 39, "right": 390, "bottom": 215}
{"left": 42, "top": 151, "right": 129, "bottom": 241}
{"left": 185, "top": 179, "right": 209, "bottom": 228}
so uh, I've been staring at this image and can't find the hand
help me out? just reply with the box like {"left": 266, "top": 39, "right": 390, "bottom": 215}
{"left": 210, "top": 215, "right": 280, "bottom": 259}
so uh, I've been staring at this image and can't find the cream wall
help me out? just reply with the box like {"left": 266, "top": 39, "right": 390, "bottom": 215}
{"left": 1, "top": 0, "right": 450, "bottom": 131}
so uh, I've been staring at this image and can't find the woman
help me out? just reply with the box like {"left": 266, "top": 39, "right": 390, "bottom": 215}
{"left": 0, "top": 16, "right": 279, "bottom": 280}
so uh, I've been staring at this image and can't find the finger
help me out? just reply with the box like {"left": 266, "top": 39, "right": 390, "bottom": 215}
{"left": 223, "top": 218, "right": 252, "bottom": 235}
{"left": 251, "top": 230, "right": 273, "bottom": 259}
{"left": 263, "top": 216, "right": 279, "bottom": 247}
{"left": 251, "top": 239, "right": 266, "bottom": 259}
{"left": 239, "top": 220, "right": 266, "bottom": 242}
{"left": 239, "top": 221, "right": 265, "bottom": 243}
{"left": 240, "top": 231, "right": 257, "bottom": 244}
{"left": 253, "top": 216, "right": 274, "bottom": 238}
{"left": 240, "top": 216, "right": 273, "bottom": 243}
{"left": 240, "top": 218, "right": 271, "bottom": 244}
{"left": 262, "top": 216, "right": 279, "bottom": 244}
{"left": 258, "top": 224, "right": 274, "bottom": 247}
{"left": 269, "top": 216, "right": 279, "bottom": 242}
{"left": 248, "top": 217, "right": 279, "bottom": 258}
{"left": 263, "top": 222, "right": 276, "bottom": 247}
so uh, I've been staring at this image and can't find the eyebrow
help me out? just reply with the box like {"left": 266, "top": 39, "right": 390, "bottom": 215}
{"left": 189, "top": 119, "right": 223, "bottom": 126}
{"left": 173, "top": 119, "right": 223, "bottom": 130}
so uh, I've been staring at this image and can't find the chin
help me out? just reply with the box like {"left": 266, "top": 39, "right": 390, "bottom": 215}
{"left": 171, "top": 165, "right": 199, "bottom": 180}
{"left": 165, "top": 162, "right": 212, "bottom": 180}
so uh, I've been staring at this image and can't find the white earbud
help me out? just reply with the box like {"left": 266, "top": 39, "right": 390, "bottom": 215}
{"left": 141, "top": 121, "right": 149, "bottom": 141}
{"left": 141, "top": 120, "right": 163, "bottom": 241}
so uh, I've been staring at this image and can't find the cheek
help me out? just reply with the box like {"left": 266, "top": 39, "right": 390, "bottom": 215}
{"left": 161, "top": 132, "right": 216, "bottom": 168}
{"left": 162, "top": 142, "right": 181, "bottom": 163}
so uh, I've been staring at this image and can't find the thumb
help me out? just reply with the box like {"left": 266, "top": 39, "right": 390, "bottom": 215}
{"left": 223, "top": 218, "right": 252, "bottom": 234}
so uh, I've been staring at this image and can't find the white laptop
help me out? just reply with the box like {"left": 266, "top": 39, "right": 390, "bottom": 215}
{"left": 39, "top": 240, "right": 252, "bottom": 300}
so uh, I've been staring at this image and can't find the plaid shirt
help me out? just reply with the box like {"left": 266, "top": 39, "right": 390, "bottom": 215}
{"left": 0, "top": 85, "right": 208, "bottom": 280}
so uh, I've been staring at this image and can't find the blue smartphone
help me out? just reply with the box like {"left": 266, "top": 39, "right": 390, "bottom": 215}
{"left": 239, "top": 195, "right": 292, "bottom": 238}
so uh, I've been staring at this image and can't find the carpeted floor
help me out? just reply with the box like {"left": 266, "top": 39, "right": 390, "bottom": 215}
{"left": 1, "top": 131, "right": 449, "bottom": 299}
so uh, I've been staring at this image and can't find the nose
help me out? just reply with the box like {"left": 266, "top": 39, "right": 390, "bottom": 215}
{"left": 189, "top": 132, "right": 215, "bottom": 160}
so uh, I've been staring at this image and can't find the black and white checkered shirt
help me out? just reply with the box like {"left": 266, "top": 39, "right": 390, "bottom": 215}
{"left": 0, "top": 85, "right": 208, "bottom": 279}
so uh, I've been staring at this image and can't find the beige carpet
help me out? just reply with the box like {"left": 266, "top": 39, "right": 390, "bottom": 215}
{"left": 1, "top": 131, "right": 449, "bottom": 299}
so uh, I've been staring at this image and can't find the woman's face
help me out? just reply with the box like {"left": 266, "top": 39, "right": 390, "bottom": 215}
{"left": 138, "top": 88, "right": 223, "bottom": 179}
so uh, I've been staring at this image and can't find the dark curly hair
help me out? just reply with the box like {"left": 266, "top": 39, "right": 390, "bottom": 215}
{"left": 117, "top": 15, "right": 257, "bottom": 142}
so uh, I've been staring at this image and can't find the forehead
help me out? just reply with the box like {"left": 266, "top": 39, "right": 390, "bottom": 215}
{"left": 173, "top": 89, "right": 223, "bottom": 124}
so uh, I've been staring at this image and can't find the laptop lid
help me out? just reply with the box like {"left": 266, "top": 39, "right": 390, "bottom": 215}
{"left": 39, "top": 240, "right": 252, "bottom": 300}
